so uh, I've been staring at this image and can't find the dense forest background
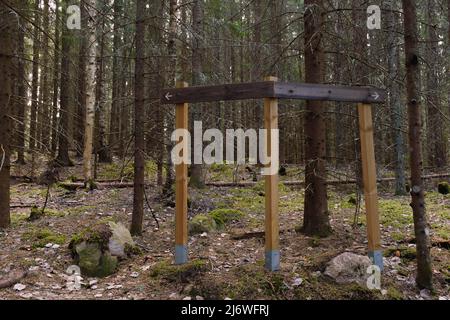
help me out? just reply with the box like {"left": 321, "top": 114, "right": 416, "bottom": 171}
{"left": 2, "top": 0, "right": 449, "bottom": 182}
{"left": 0, "top": 0, "right": 449, "bottom": 300}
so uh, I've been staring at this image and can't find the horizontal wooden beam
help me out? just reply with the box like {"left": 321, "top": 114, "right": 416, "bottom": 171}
{"left": 161, "top": 81, "right": 275, "bottom": 104}
{"left": 161, "top": 81, "right": 386, "bottom": 104}
{"left": 273, "top": 82, "right": 385, "bottom": 103}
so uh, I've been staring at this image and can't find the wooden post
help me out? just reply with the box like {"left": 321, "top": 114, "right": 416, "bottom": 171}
{"left": 264, "top": 76, "right": 280, "bottom": 271}
{"left": 358, "top": 103, "right": 383, "bottom": 270}
{"left": 175, "top": 81, "right": 189, "bottom": 264}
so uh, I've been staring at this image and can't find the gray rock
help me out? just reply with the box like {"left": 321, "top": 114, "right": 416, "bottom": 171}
{"left": 108, "top": 222, "right": 135, "bottom": 258}
{"left": 324, "top": 252, "right": 372, "bottom": 285}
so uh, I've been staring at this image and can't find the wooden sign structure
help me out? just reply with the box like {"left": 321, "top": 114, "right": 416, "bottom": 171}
{"left": 161, "top": 78, "right": 386, "bottom": 272}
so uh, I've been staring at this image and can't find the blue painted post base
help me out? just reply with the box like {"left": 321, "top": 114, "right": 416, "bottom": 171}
{"left": 175, "top": 245, "right": 188, "bottom": 264}
{"left": 368, "top": 250, "right": 383, "bottom": 271}
{"left": 265, "top": 250, "right": 280, "bottom": 271}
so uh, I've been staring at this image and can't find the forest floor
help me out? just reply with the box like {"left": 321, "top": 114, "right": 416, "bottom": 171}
{"left": 0, "top": 159, "right": 449, "bottom": 300}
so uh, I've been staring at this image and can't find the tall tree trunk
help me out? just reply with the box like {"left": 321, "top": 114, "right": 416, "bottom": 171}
{"left": 448, "top": 0, "right": 450, "bottom": 128}
{"left": 16, "top": 8, "right": 27, "bottom": 165}
{"left": 302, "top": 0, "right": 331, "bottom": 237}
{"left": 83, "top": 0, "right": 97, "bottom": 182}
{"left": 51, "top": 0, "right": 60, "bottom": 156}
{"left": 189, "top": 0, "right": 206, "bottom": 188}
{"left": 29, "top": 0, "right": 41, "bottom": 152}
{"left": 94, "top": 0, "right": 111, "bottom": 164}
{"left": 425, "top": 0, "right": 447, "bottom": 168}
{"left": 387, "top": 0, "right": 406, "bottom": 195}
{"left": 0, "top": 1, "right": 16, "bottom": 228}
{"left": 130, "top": 0, "right": 146, "bottom": 235}
{"left": 55, "top": 0, "right": 73, "bottom": 166}
{"left": 110, "top": 0, "right": 123, "bottom": 157}
{"left": 147, "top": 0, "right": 164, "bottom": 185}
{"left": 402, "top": 0, "right": 433, "bottom": 290}
{"left": 39, "top": 0, "right": 51, "bottom": 152}
{"left": 163, "top": 0, "right": 177, "bottom": 194}
{"left": 75, "top": 1, "right": 87, "bottom": 158}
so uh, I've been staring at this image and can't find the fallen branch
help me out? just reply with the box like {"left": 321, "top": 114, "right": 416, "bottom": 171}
{"left": 53, "top": 173, "right": 450, "bottom": 190}
{"left": 231, "top": 229, "right": 288, "bottom": 240}
{"left": 0, "top": 269, "right": 28, "bottom": 289}
{"left": 402, "top": 237, "right": 450, "bottom": 250}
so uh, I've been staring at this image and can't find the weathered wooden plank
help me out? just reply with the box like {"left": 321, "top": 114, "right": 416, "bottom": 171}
{"left": 274, "top": 82, "right": 385, "bottom": 103}
{"left": 161, "top": 81, "right": 386, "bottom": 104}
{"left": 161, "top": 81, "right": 275, "bottom": 104}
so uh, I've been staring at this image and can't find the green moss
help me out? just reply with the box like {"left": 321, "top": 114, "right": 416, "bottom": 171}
{"left": 225, "top": 265, "right": 287, "bottom": 299}
{"left": 386, "top": 286, "right": 404, "bottom": 300}
{"left": 27, "top": 206, "right": 66, "bottom": 221}
{"left": 150, "top": 259, "right": 209, "bottom": 283}
{"left": 229, "top": 188, "right": 264, "bottom": 214}
{"left": 98, "top": 160, "right": 159, "bottom": 180}
{"left": 22, "top": 228, "right": 67, "bottom": 248}
{"left": 75, "top": 242, "right": 118, "bottom": 277}
{"left": 189, "top": 214, "right": 217, "bottom": 234}
{"left": 252, "top": 181, "right": 288, "bottom": 194}
{"left": 11, "top": 212, "right": 29, "bottom": 226}
{"left": 209, "top": 163, "right": 234, "bottom": 181}
{"left": 279, "top": 189, "right": 305, "bottom": 214}
{"left": 69, "top": 221, "right": 113, "bottom": 252}
{"left": 379, "top": 200, "right": 413, "bottom": 228}
{"left": 434, "top": 227, "right": 450, "bottom": 240}
{"left": 208, "top": 208, "right": 245, "bottom": 226}
{"left": 67, "top": 205, "right": 95, "bottom": 215}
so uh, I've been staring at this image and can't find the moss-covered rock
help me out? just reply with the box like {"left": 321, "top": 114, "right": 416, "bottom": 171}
{"left": 69, "top": 221, "right": 135, "bottom": 277}
{"left": 27, "top": 206, "right": 44, "bottom": 221}
{"left": 208, "top": 208, "right": 245, "bottom": 227}
{"left": 189, "top": 214, "right": 217, "bottom": 235}
{"left": 74, "top": 242, "right": 118, "bottom": 277}
{"left": 438, "top": 182, "right": 450, "bottom": 195}
{"left": 150, "top": 259, "right": 209, "bottom": 283}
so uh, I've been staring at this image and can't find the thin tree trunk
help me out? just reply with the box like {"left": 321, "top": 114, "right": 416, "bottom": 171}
{"left": 387, "top": 0, "right": 406, "bottom": 195}
{"left": 51, "top": 0, "right": 60, "bottom": 156}
{"left": 110, "top": 0, "right": 123, "bottom": 157}
{"left": 55, "top": 0, "right": 73, "bottom": 167}
{"left": 39, "top": 0, "right": 51, "bottom": 152}
{"left": 302, "top": 0, "right": 331, "bottom": 237}
{"left": 83, "top": 0, "right": 97, "bottom": 182}
{"left": 162, "top": 0, "right": 177, "bottom": 194}
{"left": 94, "top": 0, "right": 111, "bottom": 164}
{"left": 189, "top": 0, "right": 206, "bottom": 188}
{"left": 16, "top": 9, "right": 27, "bottom": 165}
{"left": 29, "top": 0, "right": 41, "bottom": 152}
{"left": 402, "top": 0, "right": 433, "bottom": 290}
{"left": 0, "top": 1, "right": 16, "bottom": 228}
{"left": 75, "top": 1, "right": 87, "bottom": 158}
{"left": 130, "top": 0, "right": 146, "bottom": 235}
{"left": 425, "top": 0, "right": 447, "bottom": 168}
